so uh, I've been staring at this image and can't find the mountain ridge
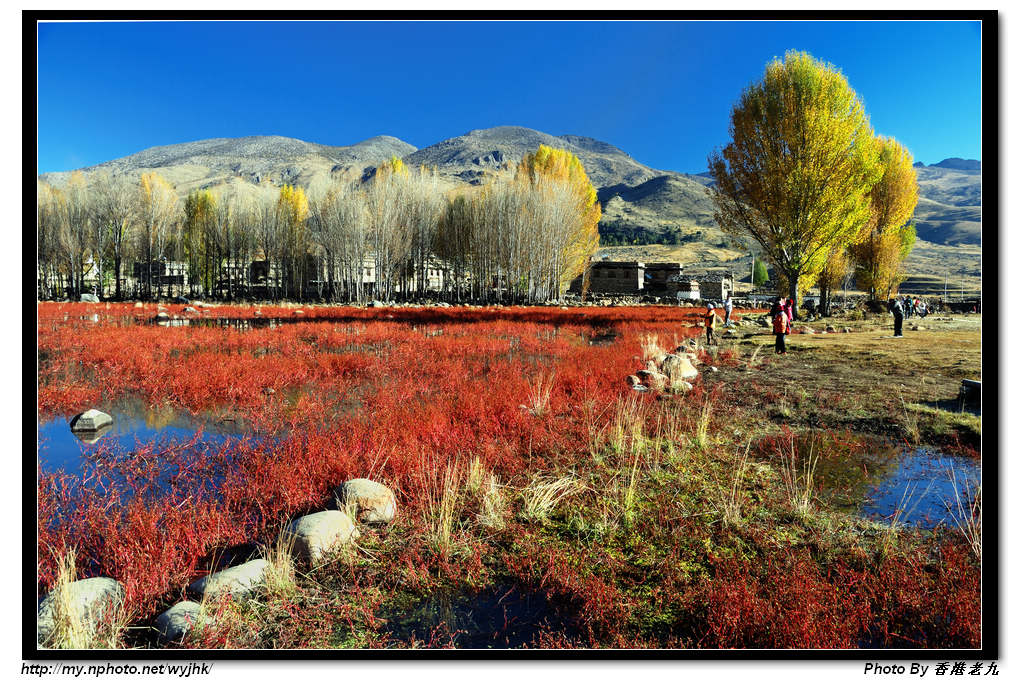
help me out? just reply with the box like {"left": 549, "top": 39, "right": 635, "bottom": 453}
{"left": 38, "top": 130, "right": 981, "bottom": 249}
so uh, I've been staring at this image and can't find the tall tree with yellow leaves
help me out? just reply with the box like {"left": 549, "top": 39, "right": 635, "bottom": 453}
{"left": 183, "top": 189, "right": 217, "bottom": 297}
{"left": 516, "top": 144, "right": 601, "bottom": 299}
{"left": 850, "top": 136, "right": 919, "bottom": 301}
{"left": 708, "top": 51, "right": 883, "bottom": 313}
{"left": 276, "top": 184, "right": 310, "bottom": 298}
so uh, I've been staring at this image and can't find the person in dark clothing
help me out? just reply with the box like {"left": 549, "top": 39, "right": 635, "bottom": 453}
{"left": 769, "top": 297, "right": 783, "bottom": 321}
{"left": 773, "top": 305, "right": 788, "bottom": 353}
{"left": 889, "top": 298, "right": 904, "bottom": 337}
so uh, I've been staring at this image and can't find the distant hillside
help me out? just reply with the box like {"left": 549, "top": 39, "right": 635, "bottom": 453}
{"left": 931, "top": 158, "right": 981, "bottom": 172}
{"left": 597, "top": 175, "right": 729, "bottom": 247}
{"left": 40, "top": 134, "right": 418, "bottom": 195}
{"left": 402, "top": 126, "right": 665, "bottom": 188}
{"left": 37, "top": 132, "right": 981, "bottom": 252}
{"left": 911, "top": 162, "right": 982, "bottom": 246}
{"left": 596, "top": 158, "right": 982, "bottom": 249}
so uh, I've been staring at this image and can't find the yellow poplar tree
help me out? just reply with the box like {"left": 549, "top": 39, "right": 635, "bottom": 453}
{"left": 183, "top": 189, "right": 217, "bottom": 296}
{"left": 516, "top": 144, "right": 601, "bottom": 294}
{"left": 850, "top": 136, "right": 919, "bottom": 300}
{"left": 277, "top": 184, "right": 310, "bottom": 298}
{"left": 708, "top": 51, "right": 883, "bottom": 312}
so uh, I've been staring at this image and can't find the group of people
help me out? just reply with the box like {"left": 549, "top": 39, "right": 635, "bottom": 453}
{"left": 887, "top": 295, "right": 938, "bottom": 337}
{"left": 703, "top": 294, "right": 792, "bottom": 354}
{"left": 897, "top": 295, "right": 930, "bottom": 319}
{"left": 769, "top": 297, "right": 794, "bottom": 354}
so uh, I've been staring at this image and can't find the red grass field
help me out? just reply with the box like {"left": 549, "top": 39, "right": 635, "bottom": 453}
{"left": 36, "top": 302, "right": 981, "bottom": 649}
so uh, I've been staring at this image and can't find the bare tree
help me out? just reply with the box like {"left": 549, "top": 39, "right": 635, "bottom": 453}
{"left": 53, "top": 171, "right": 91, "bottom": 298}
{"left": 37, "top": 180, "right": 63, "bottom": 299}
{"left": 310, "top": 179, "right": 369, "bottom": 302}
{"left": 89, "top": 172, "right": 135, "bottom": 299}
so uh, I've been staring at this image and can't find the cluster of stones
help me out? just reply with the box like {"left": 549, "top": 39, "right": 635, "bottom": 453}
{"left": 626, "top": 340, "right": 702, "bottom": 394}
{"left": 37, "top": 478, "right": 396, "bottom": 648}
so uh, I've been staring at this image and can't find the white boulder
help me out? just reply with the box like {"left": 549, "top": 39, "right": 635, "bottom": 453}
{"left": 336, "top": 479, "right": 397, "bottom": 524}
{"left": 281, "top": 510, "right": 359, "bottom": 565}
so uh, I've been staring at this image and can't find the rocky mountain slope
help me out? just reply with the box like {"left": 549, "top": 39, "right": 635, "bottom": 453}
{"left": 38, "top": 129, "right": 981, "bottom": 255}
{"left": 40, "top": 135, "right": 418, "bottom": 196}
{"left": 401, "top": 126, "right": 665, "bottom": 188}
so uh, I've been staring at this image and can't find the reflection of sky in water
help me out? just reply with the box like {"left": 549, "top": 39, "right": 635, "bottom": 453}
{"left": 858, "top": 448, "right": 981, "bottom": 529}
{"left": 810, "top": 439, "right": 981, "bottom": 529}
{"left": 37, "top": 403, "right": 250, "bottom": 477}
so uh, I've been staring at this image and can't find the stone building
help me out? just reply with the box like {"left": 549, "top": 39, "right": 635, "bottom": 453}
{"left": 673, "top": 279, "right": 701, "bottom": 300}
{"left": 644, "top": 263, "right": 685, "bottom": 294}
{"left": 584, "top": 261, "right": 646, "bottom": 294}
{"left": 668, "top": 272, "right": 733, "bottom": 301}
{"left": 698, "top": 273, "right": 734, "bottom": 301}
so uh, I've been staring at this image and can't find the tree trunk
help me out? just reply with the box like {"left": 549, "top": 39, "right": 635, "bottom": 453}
{"left": 788, "top": 274, "right": 799, "bottom": 320}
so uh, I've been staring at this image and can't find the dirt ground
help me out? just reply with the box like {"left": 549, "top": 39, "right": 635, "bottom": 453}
{"left": 698, "top": 312, "right": 983, "bottom": 448}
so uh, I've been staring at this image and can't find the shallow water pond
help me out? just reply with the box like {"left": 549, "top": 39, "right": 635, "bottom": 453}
{"left": 37, "top": 401, "right": 252, "bottom": 477}
{"left": 380, "top": 583, "right": 579, "bottom": 648}
{"left": 759, "top": 432, "right": 981, "bottom": 529}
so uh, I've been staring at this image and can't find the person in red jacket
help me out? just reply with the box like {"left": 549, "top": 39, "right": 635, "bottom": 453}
{"left": 773, "top": 307, "right": 788, "bottom": 354}
{"left": 784, "top": 298, "right": 794, "bottom": 334}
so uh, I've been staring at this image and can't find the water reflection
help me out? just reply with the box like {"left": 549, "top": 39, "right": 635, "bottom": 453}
{"left": 71, "top": 423, "right": 113, "bottom": 444}
{"left": 762, "top": 433, "right": 981, "bottom": 529}
{"left": 37, "top": 399, "right": 252, "bottom": 477}
{"left": 380, "top": 583, "right": 579, "bottom": 648}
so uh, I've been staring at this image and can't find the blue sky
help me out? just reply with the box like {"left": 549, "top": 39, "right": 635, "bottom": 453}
{"left": 37, "top": 20, "right": 983, "bottom": 174}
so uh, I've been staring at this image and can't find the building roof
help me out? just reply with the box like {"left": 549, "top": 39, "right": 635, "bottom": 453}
{"left": 668, "top": 272, "right": 733, "bottom": 283}
{"left": 592, "top": 261, "right": 644, "bottom": 268}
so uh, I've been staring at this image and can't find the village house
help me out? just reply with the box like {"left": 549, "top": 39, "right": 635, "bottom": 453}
{"left": 643, "top": 263, "right": 685, "bottom": 294}
{"left": 132, "top": 260, "right": 189, "bottom": 290}
{"left": 584, "top": 261, "right": 646, "bottom": 294}
{"left": 668, "top": 272, "right": 733, "bottom": 301}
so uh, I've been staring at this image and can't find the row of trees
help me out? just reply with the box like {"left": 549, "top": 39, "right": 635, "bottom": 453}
{"left": 36, "top": 145, "right": 601, "bottom": 304}
{"left": 709, "top": 50, "right": 919, "bottom": 314}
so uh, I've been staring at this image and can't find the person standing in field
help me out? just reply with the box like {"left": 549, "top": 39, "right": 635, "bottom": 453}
{"left": 783, "top": 297, "right": 794, "bottom": 334}
{"left": 889, "top": 298, "right": 904, "bottom": 337}
{"left": 773, "top": 304, "right": 788, "bottom": 354}
{"left": 724, "top": 293, "right": 734, "bottom": 327}
{"left": 704, "top": 303, "right": 719, "bottom": 346}
{"left": 770, "top": 297, "right": 784, "bottom": 322}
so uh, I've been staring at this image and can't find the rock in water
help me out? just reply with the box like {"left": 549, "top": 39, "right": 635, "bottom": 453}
{"left": 281, "top": 511, "right": 359, "bottom": 565}
{"left": 187, "top": 559, "right": 270, "bottom": 600}
{"left": 37, "top": 577, "right": 125, "bottom": 644}
{"left": 70, "top": 409, "right": 113, "bottom": 432}
{"left": 72, "top": 424, "right": 112, "bottom": 444}
{"left": 336, "top": 479, "right": 397, "bottom": 523}
{"left": 155, "top": 601, "right": 207, "bottom": 644}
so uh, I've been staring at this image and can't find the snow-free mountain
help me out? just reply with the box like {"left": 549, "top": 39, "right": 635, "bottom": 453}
{"left": 39, "top": 127, "right": 981, "bottom": 249}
